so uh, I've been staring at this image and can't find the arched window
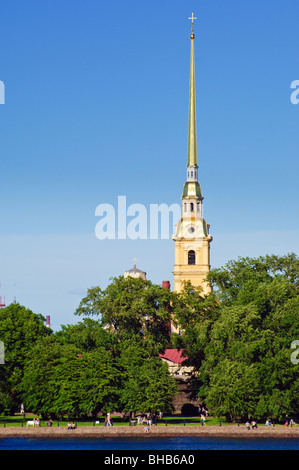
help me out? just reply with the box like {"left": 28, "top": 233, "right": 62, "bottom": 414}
{"left": 190, "top": 202, "right": 194, "bottom": 212}
{"left": 188, "top": 250, "right": 195, "bottom": 265}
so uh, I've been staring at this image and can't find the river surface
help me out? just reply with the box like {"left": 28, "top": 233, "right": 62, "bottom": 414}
{"left": 1, "top": 436, "right": 299, "bottom": 450}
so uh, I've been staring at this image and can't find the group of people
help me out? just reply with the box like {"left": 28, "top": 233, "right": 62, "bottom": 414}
{"left": 137, "top": 413, "right": 159, "bottom": 426}
{"left": 104, "top": 412, "right": 162, "bottom": 428}
{"left": 246, "top": 420, "right": 258, "bottom": 429}
{"left": 67, "top": 422, "right": 77, "bottom": 430}
{"left": 284, "top": 415, "right": 297, "bottom": 427}
{"left": 246, "top": 416, "right": 297, "bottom": 429}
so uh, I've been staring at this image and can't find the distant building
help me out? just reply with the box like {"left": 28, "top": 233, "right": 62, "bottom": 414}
{"left": 159, "top": 349, "right": 200, "bottom": 414}
{"left": 124, "top": 263, "right": 147, "bottom": 280}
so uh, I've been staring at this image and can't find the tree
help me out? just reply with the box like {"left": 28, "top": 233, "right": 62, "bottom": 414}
{"left": 78, "top": 348, "right": 123, "bottom": 417}
{"left": 20, "top": 318, "right": 177, "bottom": 418}
{"left": 173, "top": 254, "right": 299, "bottom": 421}
{"left": 20, "top": 336, "right": 67, "bottom": 417}
{"left": 207, "top": 253, "right": 299, "bottom": 306}
{"left": 0, "top": 303, "right": 51, "bottom": 412}
{"left": 119, "top": 339, "right": 177, "bottom": 416}
{"left": 55, "top": 318, "right": 117, "bottom": 352}
{"left": 206, "top": 360, "right": 260, "bottom": 421}
{"left": 20, "top": 334, "right": 122, "bottom": 419}
{"left": 75, "top": 276, "right": 173, "bottom": 353}
{"left": 0, "top": 367, "right": 14, "bottom": 414}
{"left": 172, "top": 282, "right": 220, "bottom": 371}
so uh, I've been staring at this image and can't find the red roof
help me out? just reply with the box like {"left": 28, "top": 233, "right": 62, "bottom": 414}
{"left": 159, "top": 348, "right": 188, "bottom": 365}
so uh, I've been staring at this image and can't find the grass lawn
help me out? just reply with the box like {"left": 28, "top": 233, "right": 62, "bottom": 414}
{"left": 0, "top": 413, "right": 228, "bottom": 428}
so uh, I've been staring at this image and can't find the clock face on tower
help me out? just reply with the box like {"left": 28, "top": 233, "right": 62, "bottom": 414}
{"left": 173, "top": 218, "right": 207, "bottom": 240}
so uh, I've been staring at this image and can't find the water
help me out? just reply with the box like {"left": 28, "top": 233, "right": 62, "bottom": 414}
{"left": 1, "top": 436, "right": 299, "bottom": 450}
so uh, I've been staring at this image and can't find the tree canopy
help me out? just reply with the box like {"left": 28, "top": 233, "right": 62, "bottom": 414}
{"left": 0, "top": 303, "right": 50, "bottom": 413}
{"left": 20, "top": 320, "right": 177, "bottom": 419}
{"left": 1, "top": 254, "right": 298, "bottom": 422}
{"left": 75, "top": 276, "right": 173, "bottom": 354}
{"left": 173, "top": 253, "right": 299, "bottom": 421}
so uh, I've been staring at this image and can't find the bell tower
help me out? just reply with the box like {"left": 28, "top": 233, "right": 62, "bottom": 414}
{"left": 173, "top": 15, "right": 212, "bottom": 294}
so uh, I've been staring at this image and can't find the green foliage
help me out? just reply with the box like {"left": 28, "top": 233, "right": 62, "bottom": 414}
{"left": 4, "top": 254, "right": 297, "bottom": 421}
{"left": 0, "top": 303, "right": 51, "bottom": 412}
{"left": 0, "top": 280, "right": 177, "bottom": 418}
{"left": 20, "top": 336, "right": 66, "bottom": 417}
{"left": 173, "top": 254, "right": 299, "bottom": 421}
{"left": 55, "top": 318, "right": 118, "bottom": 352}
{"left": 76, "top": 276, "right": 173, "bottom": 353}
{"left": 119, "top": 338, "right": 177, "bottom": 415}
{"left": 20, "top": 333, "right": 122, "bottom": 419}
{"left": 19, "top": 318, "right": 176, "bottom": 418}
{"left": 78, "top": 348, "right": 123, "bottom": 416}
{"left": 206, "top": 360, "right": 260, "bottom": 421}
{"left": 172, "top": 282, "right": 220, "bottom": 371}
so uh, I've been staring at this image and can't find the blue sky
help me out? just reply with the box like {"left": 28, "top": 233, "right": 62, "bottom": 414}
{"left": 0, "top": 0, "right": 298, "bottom": 330}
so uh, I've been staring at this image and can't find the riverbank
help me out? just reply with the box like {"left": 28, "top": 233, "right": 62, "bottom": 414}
{"left": 0, "top": 424, "right": 299, "bottom": 439}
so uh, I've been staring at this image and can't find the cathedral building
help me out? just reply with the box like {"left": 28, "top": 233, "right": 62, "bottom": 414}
{"left": 173, "top": 22, "right": 212, "bottom": 295}
{"left": 122, "top": 18, "right": 211, "bottom": 414}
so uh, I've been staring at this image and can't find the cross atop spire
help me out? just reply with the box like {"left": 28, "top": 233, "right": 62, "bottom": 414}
{"left": 188, "top": 12, "right": 197, "bottom": 35}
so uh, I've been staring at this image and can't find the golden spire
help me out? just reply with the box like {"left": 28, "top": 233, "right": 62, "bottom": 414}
{"left": 187, "top": 13, "right": 197, "bottom": 168}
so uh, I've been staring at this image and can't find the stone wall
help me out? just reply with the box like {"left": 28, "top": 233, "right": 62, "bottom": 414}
{"left": 172, "top": 378, "right": 200, "bottom": 414}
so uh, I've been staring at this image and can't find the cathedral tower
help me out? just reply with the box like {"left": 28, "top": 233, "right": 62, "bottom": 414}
{"left": 173, "top": 17, "right": 212, "bottom": 294}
